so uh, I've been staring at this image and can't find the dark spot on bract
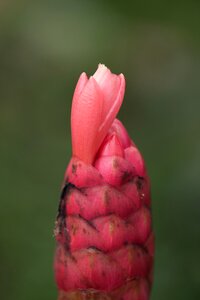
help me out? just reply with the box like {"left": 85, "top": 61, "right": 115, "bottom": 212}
{"left": 78, "top": 214, "right": 98, "bottom": 231}
{"left": 122, "top": 171, "right": 132, "bottom": 183}
{"left": 72, "top": 163, "right": 77, "bottom": 174}
{"left": 55, "top": 182, "right": 75, "bottom": 251}
{"left": 113, "top": 158, "right": 119, "bottom": 169}
{"left": 104, "top": 189, "right": 110, "bottom": 206}
{"left": 136, "top": 176, "right": 145, "bottom": 190}
{"left": 88, "top": 246, "right": 101, "bottom": 252}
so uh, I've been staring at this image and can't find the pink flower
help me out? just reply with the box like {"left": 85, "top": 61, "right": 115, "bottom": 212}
{"left": 71, "top": 64, "right": 125, "bottom": 164}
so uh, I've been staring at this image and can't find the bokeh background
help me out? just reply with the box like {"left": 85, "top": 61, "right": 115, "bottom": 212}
{"left": 1, "top": 1, "right": 200, "bottom": 299}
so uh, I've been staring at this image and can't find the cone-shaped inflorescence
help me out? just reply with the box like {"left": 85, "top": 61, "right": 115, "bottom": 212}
{"left": 54, "top": 65, "right": 154, "bottom": 300}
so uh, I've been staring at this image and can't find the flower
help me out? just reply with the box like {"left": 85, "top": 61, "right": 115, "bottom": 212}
{"left": 71, "top": 64, "right": 125, "bottom": 164}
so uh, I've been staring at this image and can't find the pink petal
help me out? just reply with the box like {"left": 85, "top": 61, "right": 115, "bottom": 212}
{"left": 72, "top": 72, "right": 88, "bottom": 103}
{"left": 71, "top": 64, "right": 125, "bottom": 164}
{"left": 93, "top": 65, "right": 121, "bottom": 121}
{"left": 96, "top": 73, "right": 125, "bottom": 156}
{"left": 71, "top": 76, "right": 103, "bottom": 164}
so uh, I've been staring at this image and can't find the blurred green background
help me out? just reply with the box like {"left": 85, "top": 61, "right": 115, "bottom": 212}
{"left": 0, "top": 0, "right": 200, "bottom": 299}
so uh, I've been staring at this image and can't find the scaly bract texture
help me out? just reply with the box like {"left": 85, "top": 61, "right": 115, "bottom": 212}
{"left": 54, "top": 65, "right": 154, "bottom": 300}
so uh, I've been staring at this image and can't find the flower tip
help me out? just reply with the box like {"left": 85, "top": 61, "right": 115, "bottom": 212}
{"left": 97, "top": 63, "right": 108, "bottom": 69}
{"left": 81, "top": 71, "right": 88, "bottom": 79}
{"left": 72, "top": 72, "right": 88, "bottom": 104}
{"left": 77, "top": 72, "right": 88, "bottom": 84}
{"left": 119, "top": 73, "right": 126, "bottom": 96}
{"left": 119, "top": 73, "right": 125, "bottom": 79}
{"left": 93, "top": 64, "right": 111, "bottom": 82}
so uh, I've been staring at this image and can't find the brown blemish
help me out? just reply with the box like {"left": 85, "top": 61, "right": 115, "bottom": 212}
{"left": 58, "top": 278, "right": 147, "bottom": 299}
{"left": 136, "top": 176, "right": 145, "bottom": 190}
{"left": 122, "top": 171, "right": 132, "bottom": 183}
{"left": 109, "top": 220, "right": 115, "bottom": 234}
{"left": 71, "top": 224, "right": 78, "bottom": 236}
{"left": 112, "top": 158, "right": 119, "bottom": 169}
{"left": 104, "top": 189, "right": 110, "bottom": 206}
{"left": 72, "top": 163, "right": 77, "bottom": 174}
{"left": 79, "top": 214, "right": 98, "bottom": 231}
{"left": 89, "top": 253, "right": 95, "bottom": 269}
{"left": 128, "top": 247, "right": 134, "bottom": 262}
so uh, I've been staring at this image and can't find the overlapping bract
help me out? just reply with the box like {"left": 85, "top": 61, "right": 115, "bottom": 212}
{"left": 54, "top": 65, "right": 154, "bottom": 300}
{"left": 55, "top": 120, "right": 154, "bottom": 300}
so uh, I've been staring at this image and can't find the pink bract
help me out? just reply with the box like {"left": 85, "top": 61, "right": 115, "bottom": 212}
{"left": 54, "top": 65, "right": 154, "bottom": 300}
